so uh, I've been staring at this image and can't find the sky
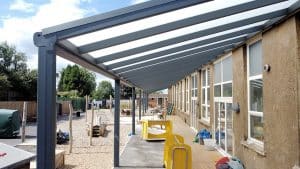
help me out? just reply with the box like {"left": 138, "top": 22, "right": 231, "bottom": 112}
{"left": 0, "top": 0, "right": 296, "bottom": 91}
{"left": 0, "top": 0, "right": 148, "bottom": 86}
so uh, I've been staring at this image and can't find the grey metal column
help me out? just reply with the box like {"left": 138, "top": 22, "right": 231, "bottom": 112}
{"left": 139, "top": 90, "right": 142, "bottom": 120}
{"left": 131, "top": 87, "right": 136, "bottom": 135}
{"left": 142, "top": 92, "right": 145, "bottom": 115}
{"left": 146, "top": 93, "right": 149, "bottom": 111}
{"left": 114, "top": 79, "right": 120, "bottom": 167}
{"left": 143, "top": 92, "right": 146, "bottom": 114}
{"left": 33, "top": 33, "right": 57, "bottom": 169}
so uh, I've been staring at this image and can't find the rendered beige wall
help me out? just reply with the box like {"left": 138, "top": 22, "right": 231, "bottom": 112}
{"left": 262, "top": 15, "right": 299, "bottom": 169}
{"left": 232, "top": 16, "right": 300, "bottom": 169}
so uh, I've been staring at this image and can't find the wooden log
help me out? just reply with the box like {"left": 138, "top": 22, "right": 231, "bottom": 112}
{"left": 89, "top": 104, "right": 94, "bottom": 146}
{"left": 68, "top": 102, "right": 73, "bottom": 154}
{"left": 85, "top": 95, "right": 88, "bottom": 122}
{"left": 21, "top": 102, "right": 28, "bottom": 143}
{"left": 110, "top": 95, "right": 112, "bottom": 114}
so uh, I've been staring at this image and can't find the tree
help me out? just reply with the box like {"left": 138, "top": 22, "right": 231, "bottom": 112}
{"left": 0, "top": 42, "right": 37, "bottom": 100}
{"left": 93, "top": 81, "right": 114, "bottom": 100}
{"left": 58, "top": 65, "right": 96, "bottom": 97}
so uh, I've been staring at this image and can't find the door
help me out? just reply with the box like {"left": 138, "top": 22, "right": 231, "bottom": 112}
{"left": 215, "top": 101, "right": 233, "bottom": 155}
{"left": 191, "top": 74, "right": 198, "bottom": 129}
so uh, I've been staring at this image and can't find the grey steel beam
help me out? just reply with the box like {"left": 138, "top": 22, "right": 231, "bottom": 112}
{"left": 43, "top": 0, "right": 211, "bottom": 39}
{"left": 120, "top": 50, "right": 217, "bottom": 78}
{"left": 125, "top": 60, "right": 202, "bottom": 82}
{"left": 57, "top": 40, "right": 117, "bottom": 79}
{"left": 114, "top": 79, "right": 120, "bottom": 167}
{"left": 114, "top": 38, "right": 242, "bottom": 73}
{"left": 131, "top": 87, "right": 136, "bottom": 135}
{"left": 132, "top": 67, "right": 197, "bottom": 88}
{"left": 80, "top": 0, "right": 286, "bottom": 54}
{"left": 107, "top": 27, "right": 256, "bottom": 69}
{"left": 129, "top": 68, "right": 194, "bottom": 85}
{"left": 33, "top": 33, "right": 57, "bottom": 169}
{"left": 95, "top": 9, "right": 286, "bottom": 63}
{"left": 118, "top": 43, "right": 233, "bottom": 75}
{"left": 139, "top": 90, "right": 142, "bottom": 120}
{"left": 56, "top": 41, "right": 138, "bottom": 88}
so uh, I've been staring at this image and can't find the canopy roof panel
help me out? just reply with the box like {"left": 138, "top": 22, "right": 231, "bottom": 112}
{"left": 39, "top": 0, "right": 300, "bottom": 92}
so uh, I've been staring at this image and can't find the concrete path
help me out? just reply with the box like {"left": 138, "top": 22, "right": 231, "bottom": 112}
{"left": 169, "top": 116, "right": 222, "bottom": 169}
{"left": 116, "top": 135, "right": 165, "bottom": 169}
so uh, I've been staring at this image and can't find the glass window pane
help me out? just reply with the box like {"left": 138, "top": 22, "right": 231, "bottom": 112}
{"left": 249, "top": 41, "right": 263, "bottom": 76}
{"left": 226, "top": 103, "right": 233, "bottom": 155}
{"left": 250, "top": 115, "right": 264, "bottom": 142}
{"left": 222, "top": 56, "right": 232, "bottom": 82}
{"left": 214, "top": 62, "right": 221, "bottom": 83}
{"left": 250, "top": 79, "right": 263, "bottom": 112}
{"left": 223, "top": 83, "right": 232, "bottom": 97}
{"left": 195, "top": 75, "right": 198, "bottom": 88}
{"left": 202, "top": 106, "right": 206, "bottom": 118}
{"left": 195, "top": 89, "right": 198, "bottom": 97}
{"left": 207, "top": 87, "right": 210, "bottom": 104}
{"left": 207, "top": 106, "right": 210, "bottom": 118}
{"left": 214, "top": 85, "right": 221, "bottom": 97}
{"left": 207, "top": 68, "right": 211, "bottom": 85}
{"left": 202, "top": 89, "right": 205, "bottom": 103}
{"left": 202, "top": 70, "right": 206, "bottom": 86}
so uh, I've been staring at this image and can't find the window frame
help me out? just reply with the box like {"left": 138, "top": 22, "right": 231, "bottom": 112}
{"left": 213, "top": 54, "right": 233, "bottom": 100}
{"left": 185, "top": 77, "right": 190, "bottom": 113}
{"left": 247, "top": 40, "right": 264, "bottom": 146}
{"left": 201, "top": 67, "right": 210, "bottom": 122}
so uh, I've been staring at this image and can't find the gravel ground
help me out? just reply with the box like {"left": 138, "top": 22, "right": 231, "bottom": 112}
{"left": 56, "top": 109, "right": 131, "bottom": 169}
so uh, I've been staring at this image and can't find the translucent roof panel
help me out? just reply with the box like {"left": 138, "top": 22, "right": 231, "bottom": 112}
{"left": 112, "top": 34, "right": 248, "bottom": 70}
{"left": 68, "top": 0, "right": 254, "bottom": 46}
{"left": 104, "top": 20, "right": 267, "bottom": 66}
{"left": 84, "top": 1, "right": 291, "bottom": 60}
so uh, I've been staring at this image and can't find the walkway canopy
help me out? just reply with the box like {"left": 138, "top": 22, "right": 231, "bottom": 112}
{"left": 33, "top": 0, "right": 300, "bottom": 168}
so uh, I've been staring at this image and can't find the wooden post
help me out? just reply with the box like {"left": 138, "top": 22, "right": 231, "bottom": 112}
{"left": 85, "top": 95, "right": 88, "bottom": 122}
{"left": 68, "top": 102, "right": 73, "bottom": 154}
{"left": 110, "top": 95, "right": 112, "bottom": 114}
{"left": 90, "top": 103, "right": 94, "bottom": 146}
{"left": 21, "top": 102, "right": 28, "bottom": 143}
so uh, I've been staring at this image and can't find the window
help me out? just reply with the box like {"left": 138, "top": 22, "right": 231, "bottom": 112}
{"left": 185, "top": 77, "right": 190, "bottom": 113}
{"left": 182, "top": 80, "right": 185, "bottom": 111}
{"left": 247, "top": 40, "right": 264, "bottom": 144}
{"left": 201, "top": 68, "right": 210, "bottom": 121}
{"left": 214, "top": 56, "right": 233, "bottom": 98}
{"left": 191, "top": 73, "right": 198, "bottom": 119}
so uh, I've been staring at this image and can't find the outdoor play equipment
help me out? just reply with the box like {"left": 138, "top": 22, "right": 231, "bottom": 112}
{"left": 0, "top": 109, "right": 20, "bottom": 138}
{"left": 163, "top": 134, "right": 192, "bottom": 169}
{"left": 141, "top": 120, "right": 172, "bottom": 140}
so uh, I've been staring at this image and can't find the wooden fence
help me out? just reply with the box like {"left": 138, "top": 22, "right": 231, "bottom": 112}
{"left": 0, "top": 101, "right": 37, "bottom": 121}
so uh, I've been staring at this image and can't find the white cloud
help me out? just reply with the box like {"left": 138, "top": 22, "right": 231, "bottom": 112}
{"left": 131, "top": 0, "right": 148, "bottom": 5}
{"left": 9, "top": 0, "right": 35, "bottom": 13}
{"left": 0, "top": 0, "right": 92, "bottom": 70}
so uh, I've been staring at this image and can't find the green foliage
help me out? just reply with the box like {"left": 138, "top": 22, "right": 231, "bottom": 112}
{"left": 93, "top": 80, "right": 114, "bottom": 100}
{"left": 0, "top": 42, "right": 37, "bottom": 99}
{"left": 58, "top": 65, "right": 96, "bottom": 97}
{"left": 57, "top": 90, "right": 86, "bottom": 111}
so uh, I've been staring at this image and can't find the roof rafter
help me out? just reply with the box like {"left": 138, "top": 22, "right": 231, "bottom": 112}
{"left": 95, "top": 8, "right": 287, "bottom": 63}
{"left": 79, "top": 0, "right": 286, "bottom": 54}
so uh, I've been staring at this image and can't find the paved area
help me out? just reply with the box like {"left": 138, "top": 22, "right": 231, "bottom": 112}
{"left": 168, "top": 115, "right": 222, "bottom": 169}
{"left": 117, "top": 135, "right": 164, "bottom": 169}
{"left": 0, "top": 123, "right": 37, "bottom": 146}
{"left": 116, "top": 115, "right": 222, "bottom": 169}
